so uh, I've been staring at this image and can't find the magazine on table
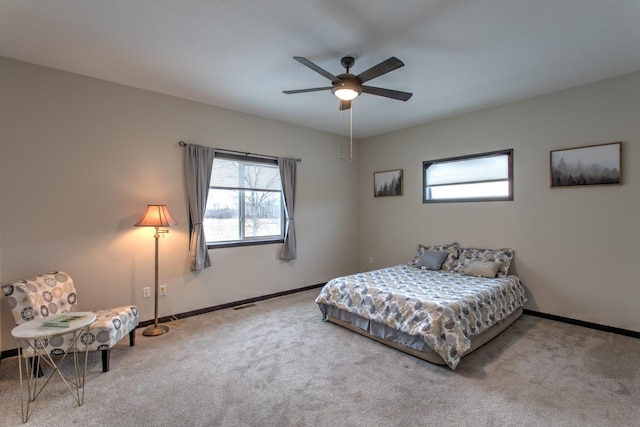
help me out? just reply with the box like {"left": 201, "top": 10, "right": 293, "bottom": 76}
{"left": 42, "top": 314, "right": 89, "bottom": 328}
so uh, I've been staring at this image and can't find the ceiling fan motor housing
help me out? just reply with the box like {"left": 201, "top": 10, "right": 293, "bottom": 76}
{"left": 332, "top": 57, "right": 361, "bottom": 99}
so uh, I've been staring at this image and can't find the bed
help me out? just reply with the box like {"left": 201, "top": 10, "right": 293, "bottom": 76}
{"left": 315, "top": 243, "right": 527, "bottom": 369}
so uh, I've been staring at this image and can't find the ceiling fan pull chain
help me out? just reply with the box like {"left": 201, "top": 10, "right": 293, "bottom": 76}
{"left": 350, "top": 105, "right": 353, "bottom": 162}
{"left": 338, "top": 109, "right": 344, "bottom": 160}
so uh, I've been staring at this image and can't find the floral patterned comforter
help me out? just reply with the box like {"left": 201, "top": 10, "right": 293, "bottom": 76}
{"left": 315, "top": 264, "right": 527, "bottom": 369}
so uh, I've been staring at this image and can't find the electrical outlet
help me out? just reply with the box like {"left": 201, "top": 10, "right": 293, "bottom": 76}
{"left": 159, "top": 285, "right": 167, "bottom": 296}
{"left": 369, "top": 256, "right": 374, "bottom": 264}
{"left": 143, "top": 287, "right": 151, "bottom": 298}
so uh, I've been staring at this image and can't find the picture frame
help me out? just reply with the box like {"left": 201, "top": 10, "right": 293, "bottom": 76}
{"left": 550, "top": 142, "right": 621, "bottom": 188}
{"left": 374, "top": 169, "right": 403, "bottom": 197}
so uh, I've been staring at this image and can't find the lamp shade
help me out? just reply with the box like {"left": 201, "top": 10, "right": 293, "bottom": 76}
{"left": 135, "top": 205, "right": 177, "bottom": 227}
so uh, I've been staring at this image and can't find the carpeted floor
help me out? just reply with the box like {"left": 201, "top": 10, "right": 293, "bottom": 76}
{"left": 0, "top": 289, "right": 638, "bottom": 426}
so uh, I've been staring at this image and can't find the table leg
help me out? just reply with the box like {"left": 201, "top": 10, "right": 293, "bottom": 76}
{"left": 15, "top": 325, "right": 91, "bottom": 422}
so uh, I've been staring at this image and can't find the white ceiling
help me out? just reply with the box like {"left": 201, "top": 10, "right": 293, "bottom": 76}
{"left": 2, "top": 1, "right": 640, "bottom": 139}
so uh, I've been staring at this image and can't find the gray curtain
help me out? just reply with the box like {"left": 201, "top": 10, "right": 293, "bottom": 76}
{"left": 278, "top": 157, "right": 297, "bottom": 260}
{"left": 184, "top": 144, "right": 215, "bottom": 271}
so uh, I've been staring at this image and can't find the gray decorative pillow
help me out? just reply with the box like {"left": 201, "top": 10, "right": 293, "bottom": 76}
{"left": 409, "top": 243, "right": 459, "bottom": 271}
{"left": 464, "top": 261, "right": 503, "bottom": 278}
{"left": 414, "top": 250, "right": 448, "bottom": 271}
{"left": 451, "top": 247, "right": 514, "bottom": 277}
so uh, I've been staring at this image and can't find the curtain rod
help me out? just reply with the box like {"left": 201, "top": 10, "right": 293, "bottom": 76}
{"left": 178, "top": 141, "right": 301, "bottom": 162}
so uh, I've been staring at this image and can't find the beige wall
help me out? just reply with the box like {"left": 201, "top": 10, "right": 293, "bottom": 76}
{"left": 0, "top": 57, "right": 360, "bottom": 351}
{"left": 2, "top": 56, "right": 638, "bottom": 354}
{"left": 358, "top": 71, "right": 640, "bottom": 332}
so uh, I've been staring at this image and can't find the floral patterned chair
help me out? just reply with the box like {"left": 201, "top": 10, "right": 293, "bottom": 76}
{"left": 1, "top": 271, "right": 139, "bottom": 372}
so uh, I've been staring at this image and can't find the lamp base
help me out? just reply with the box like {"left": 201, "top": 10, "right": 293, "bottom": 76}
{"left": 143, "top": 324, "right": 170, "bottom": 337}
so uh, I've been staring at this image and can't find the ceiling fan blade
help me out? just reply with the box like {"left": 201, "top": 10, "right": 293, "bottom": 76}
{"left": 293, "top": 57, "right": 339, "bottom": 83}
{"left": 356, "top": 57, "right": 405, "bottom": 83}
{"left": 362, "top": 86, "right": 413, "bottom": 101}
{"left": 339, "top": 99, "right": 352, "bottom": 111}
{"left": 283, "top": 87, "right": 332, "bottom": 94}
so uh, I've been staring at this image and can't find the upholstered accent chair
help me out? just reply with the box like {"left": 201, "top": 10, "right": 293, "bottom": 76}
{"left": 2, "top": 271, "right": 139, "bottom": 372}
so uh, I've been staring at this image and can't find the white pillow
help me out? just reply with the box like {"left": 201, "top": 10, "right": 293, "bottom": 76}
{"left": 464, "top": 261, "right": 503, "bottom": 278}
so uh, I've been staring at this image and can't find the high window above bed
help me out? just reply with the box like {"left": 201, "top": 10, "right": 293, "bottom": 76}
{"left": 423, "top": 149, "right": 513, "bottom": 203}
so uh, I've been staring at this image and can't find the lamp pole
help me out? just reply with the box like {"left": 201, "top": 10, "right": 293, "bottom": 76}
{"left": 143, "top": 227, "right": 170, "bottom": 336}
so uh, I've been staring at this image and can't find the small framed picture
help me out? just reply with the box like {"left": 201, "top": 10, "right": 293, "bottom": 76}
{"left": 550, "top": 142, "right": 621, "bottom": 188}
{"left": 374, "top": 169, "right": 403, "bottom": 197}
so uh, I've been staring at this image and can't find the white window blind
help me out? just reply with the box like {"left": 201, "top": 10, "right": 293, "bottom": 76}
{"left": 211, "top": 157, "right": 281, "bottom": 191}
{"left": 426, "top": 155, "right": 509, "bottom": 185}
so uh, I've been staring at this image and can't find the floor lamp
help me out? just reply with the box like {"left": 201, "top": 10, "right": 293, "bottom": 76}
{"left": 135, "top": 204, "right": 176, "bottom": 336}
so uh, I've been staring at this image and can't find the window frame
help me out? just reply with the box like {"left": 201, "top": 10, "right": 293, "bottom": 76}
{"left": 423, "top": 149, "right": 514, "bottom": 203}
{"left": 206, "top": 153, "right": 285, "bottom": 249}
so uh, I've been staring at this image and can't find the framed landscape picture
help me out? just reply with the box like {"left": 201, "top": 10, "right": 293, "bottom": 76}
{"left": 374, "top": 169, "right": 403, "bottom": 197}
{"left": 550, "top": 142, "right": 621, "bottom": 188}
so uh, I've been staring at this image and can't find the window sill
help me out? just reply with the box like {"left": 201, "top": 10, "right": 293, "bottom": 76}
{"left": 207, "top": 239, "right": 284, "bottom": 249}
{"left": 424, "top": 196, "right": 513, "bottom": 203}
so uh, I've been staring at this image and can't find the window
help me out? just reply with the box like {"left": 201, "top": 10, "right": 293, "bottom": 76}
{"left": 205, "top": 153, "right": 284, "bottom": 247}
{"left": 423, "top": 149, "right": 513, "bottom": 203}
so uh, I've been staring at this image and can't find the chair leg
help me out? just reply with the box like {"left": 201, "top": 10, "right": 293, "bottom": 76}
{"left": 29, "top": 356, "right": 43, "bottom": 377}
{"left": 101, "top": 349, "right": 110, "bottom": 372}
{"left": 98, "top": 330, "right": 135, "bottom": 373}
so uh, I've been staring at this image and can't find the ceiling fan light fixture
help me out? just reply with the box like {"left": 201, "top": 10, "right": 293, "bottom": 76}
{"left": 332, "top": 82, "right": 361, "bottom": 101}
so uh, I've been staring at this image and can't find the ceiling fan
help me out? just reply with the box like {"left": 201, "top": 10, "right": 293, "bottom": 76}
{"left": 283, "top": 56, "right": 413, "bottom": 110}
